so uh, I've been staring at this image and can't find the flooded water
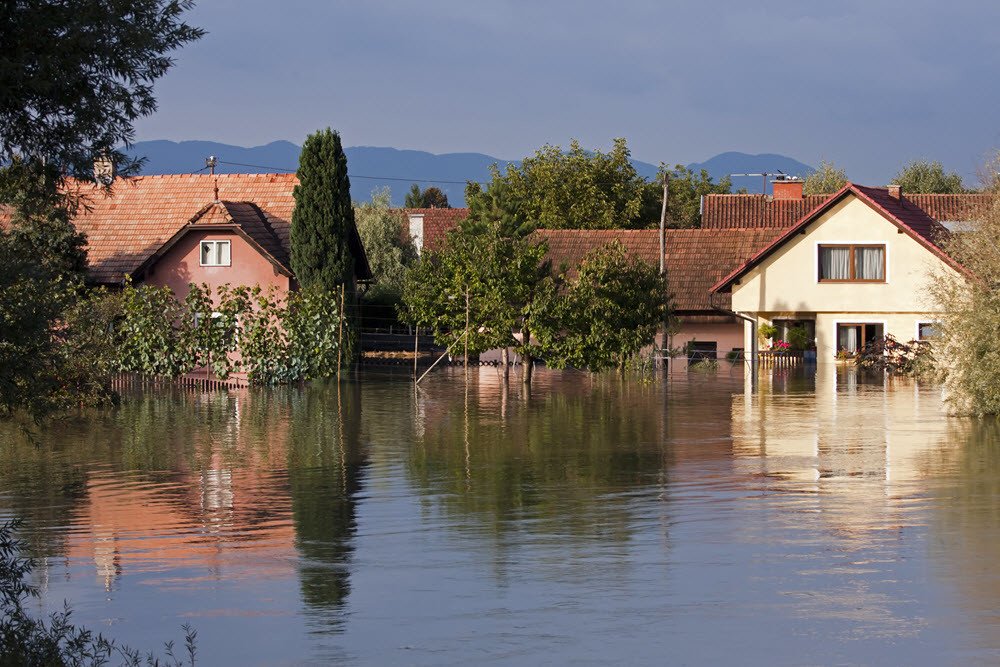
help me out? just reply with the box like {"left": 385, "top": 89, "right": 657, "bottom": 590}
{"left": 2, "top": 365, "right": 999, "bottom": 665}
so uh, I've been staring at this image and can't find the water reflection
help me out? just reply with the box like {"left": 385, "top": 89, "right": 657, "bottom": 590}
{"left": 0, "top": 368, "right": 998, "bottom": 664}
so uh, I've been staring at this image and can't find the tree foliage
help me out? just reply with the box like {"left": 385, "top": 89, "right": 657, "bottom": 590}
{"left": 116, "top": 282, "right": 354, "bottom": 385}
{"left": 0, "top": 0, "right": 202, "bottom": 180}
{"left": 468, "top": 138, "right": 648, "bottom": 229}
{"left": 534, "top": 241, "right": 670, "bottom": 371}
{"left": 929, "top": 179, "right": 1000, "bottom": 415}
{"left": 354, "top": 188, "right": 417, "bottom": 305}
{"left": 639, "top": 165, "right": 734, "bottom": 228}
{"left": 404, "top": 184, "right": 450, "bottom": 208}
{"left": 401, "top": 201, "right": 551, "bottom": 366}
{"left": 291, "top": 128, "right": 357, "bottom": 291}
{"left": 894, "top": 160, "right": 965, "bottom": 194}
{"left": 803, "top": 160, "right": 848, "bottom": 195}
{"left": 0, "top": 0, "right": 201, "bottom": 419}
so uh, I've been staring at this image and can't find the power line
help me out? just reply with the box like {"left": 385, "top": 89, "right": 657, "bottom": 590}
{"left": 215, "top": 160, "right": 485, "bottom": 185}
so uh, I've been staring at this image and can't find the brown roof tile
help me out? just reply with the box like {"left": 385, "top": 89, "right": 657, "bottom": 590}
{"left": 402, "top": 207, "right": 469, "bottom": 250}
{"left": 60, "top": 173, "right": 369, "bottom": 283}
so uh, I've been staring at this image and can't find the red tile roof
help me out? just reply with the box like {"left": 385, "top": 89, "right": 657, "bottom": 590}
{"left": 711, "top": 183, "right": 968, "bottom": 293}
{"left": 702, "top": 191, "right": 991, "bottom": 229}
{"left": 187, "top": 200, "right": 290, "bottom": 270}
{"left": 59, "top": 173, "right": 369, "bottom": 284}
{"left": 403, "top": 207, "right": 469, "bottom": 250}
{"left": 536, "top": 228, "right": 783, "bottom": 312}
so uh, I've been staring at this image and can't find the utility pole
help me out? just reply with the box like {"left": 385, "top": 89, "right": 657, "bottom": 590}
{"left": 337, "top": 283, "right": 345, "bottom": 380}
{"left": 658, "top": 171, "right": 669, "bottom": 275}
{"left": 464, "top": 288, "right": 470, "bottom": 368}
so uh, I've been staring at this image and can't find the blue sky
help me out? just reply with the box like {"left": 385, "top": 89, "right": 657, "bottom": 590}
{"left": 135, "top": 0, "right": 1000, "bottom": 184}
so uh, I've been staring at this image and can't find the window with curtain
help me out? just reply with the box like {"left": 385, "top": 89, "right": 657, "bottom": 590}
{"left": 818, "top": 244, "right": 885, "bottom": 282}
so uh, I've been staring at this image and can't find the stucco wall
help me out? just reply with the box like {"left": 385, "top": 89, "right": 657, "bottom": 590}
{"left": 730, "top": 194, "right": 960, "bottom": 360}
{"left": 730, "top": 196, "right": 956, "bottom": 314}
{"left": 142, "top": 229, "right": 291, "bottom": 301}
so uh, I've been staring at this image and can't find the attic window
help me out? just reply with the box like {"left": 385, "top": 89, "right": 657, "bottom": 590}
{"left": 200, "top": 240, "right": 231, "bottom": 267}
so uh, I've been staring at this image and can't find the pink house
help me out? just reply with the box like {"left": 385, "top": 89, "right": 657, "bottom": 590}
{"left": 68, "top": 173, "right": 370, "bottom": 295}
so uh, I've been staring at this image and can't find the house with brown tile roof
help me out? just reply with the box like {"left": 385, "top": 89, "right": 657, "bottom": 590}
{"left": 46, "top": 173, "right": 370, "bottom": 300}
{"left": 403, "top": 207, "right": 469, "bottom": 253}
{"left": 712, "top": 183, "right": 968, "bottom": 361}
{"left": 701, "top": 177, "right": 990, "bottom": 229}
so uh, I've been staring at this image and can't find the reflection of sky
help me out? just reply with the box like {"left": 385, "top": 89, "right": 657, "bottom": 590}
{"left": 2, "top": 370, "right": 999, "bottom": 664}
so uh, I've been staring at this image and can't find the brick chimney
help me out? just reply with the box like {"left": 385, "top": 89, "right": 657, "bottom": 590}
{"left": 772, "top": 177, "right": 803, "bottom": 200}
{"left": 887, "top": 184, "right": 902, "bottom": 200}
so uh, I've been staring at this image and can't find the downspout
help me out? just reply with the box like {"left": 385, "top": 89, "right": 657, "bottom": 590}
{"left": 709, "top": 292, "right": 757, "bottom": 391}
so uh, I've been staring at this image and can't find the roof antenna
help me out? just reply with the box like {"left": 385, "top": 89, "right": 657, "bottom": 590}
{"left": 206, "top": 155, "right": 219, "bottom": 202}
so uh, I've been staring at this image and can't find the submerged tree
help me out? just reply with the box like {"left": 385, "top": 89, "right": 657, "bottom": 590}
{"left": 291, "top": 128, "right": 357, "bottom": 291}
{"left": 929, "top": 170, "right": 1000, "bottom": 415}
{"left": 535, "top": 241, "right": 670, "bottom": 371}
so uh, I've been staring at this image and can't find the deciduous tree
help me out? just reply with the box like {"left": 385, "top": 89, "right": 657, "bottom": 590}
{"left": 354, "top": 188, "right": 417, "bottom": 306}
{"left": 404, "top": 184, "right": 450, "bottom": 208}
{"left": 894, "top": 160, "right": 965, "bottom": 193}
{"left": 803, "top": 160, "right": 848, "bottom": 195}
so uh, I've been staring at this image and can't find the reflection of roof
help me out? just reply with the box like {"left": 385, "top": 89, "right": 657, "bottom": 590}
{"left": 712, "top": 183, "right": 966, "bottom": 293}
{"left": 702, "top": 191, "right": 991, "bottom": 229}
{"left": 403, "top": 207, "right": 469, "bottom": 250}
{"left": 61, "top": 174, "right": 370, "bottom": 284}
{"left": 537, "top": 228, "right": 782, "bottom": 312}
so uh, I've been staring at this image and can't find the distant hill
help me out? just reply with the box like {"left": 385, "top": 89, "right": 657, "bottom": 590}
{"left": 125, "top": 141, "right": 814, "bottom": 204}
{"left": 687, "top": 152, "right": 816, "bottom": 194}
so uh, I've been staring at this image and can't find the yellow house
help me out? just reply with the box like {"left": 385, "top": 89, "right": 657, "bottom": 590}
{"left": 711, "top": 183, "right": 967, "bottom": 361}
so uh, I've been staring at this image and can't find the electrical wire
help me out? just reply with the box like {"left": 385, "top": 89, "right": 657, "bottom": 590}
{"left": 215, "top": 160, "right": 486, "bottom": 185}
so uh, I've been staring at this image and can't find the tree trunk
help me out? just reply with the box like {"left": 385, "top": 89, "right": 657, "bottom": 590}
{"left": 501, "top": 345, "right": 510, "bottom": 380}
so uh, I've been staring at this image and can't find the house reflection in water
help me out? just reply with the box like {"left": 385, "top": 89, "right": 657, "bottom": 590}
{"left": 732, "top": 364, "right": 954, "bottom": 526}
{"left": 62, "top": 387, "right": 368, "bottom": 628}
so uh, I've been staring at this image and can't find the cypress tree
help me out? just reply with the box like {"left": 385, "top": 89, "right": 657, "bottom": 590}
{"left": 291, "top": 128, "right": 356, "bottom": 290}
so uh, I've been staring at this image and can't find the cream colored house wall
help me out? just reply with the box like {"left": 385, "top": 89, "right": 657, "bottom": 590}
{"left": 730, "top": 194, "right": 960, "bottom": 360}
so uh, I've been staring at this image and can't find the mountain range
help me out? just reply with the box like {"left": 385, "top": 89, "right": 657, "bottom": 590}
{"left": 125, "top": 140, "right": 816, "bottom": 206}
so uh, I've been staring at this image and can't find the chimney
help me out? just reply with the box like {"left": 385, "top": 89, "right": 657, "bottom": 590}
{"left": 887, "top": 184, "right": 902, "bottom": 200}
{"left": 771, "top": 177, "right": 803, "bottom": 200}
{"left": 93, "top": 155, "right": 115, "bottom": 185}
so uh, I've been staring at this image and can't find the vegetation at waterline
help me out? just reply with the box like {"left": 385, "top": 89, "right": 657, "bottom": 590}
{"left": 401, "top": 186, "right": 670, "bottom": 378}
{"left": 0, "top": 519, "right": 197, "bottom": 666}
{"left": 0, "top": 0, "right": 201, "bottom": 419}
{"left": 930, "top": 167, "right": 1000, "bottom": 415}
{"left": 291, "top": 128, "right": 357, "bottom": 292}
{"left": 115, "top": 281, "right": 355, "bottom": 385}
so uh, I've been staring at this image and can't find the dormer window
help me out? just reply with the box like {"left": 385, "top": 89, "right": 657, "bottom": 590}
{"left": 200, "top": 240, "right": 231, "bottom": 267}
{"left": 818, "top": 244, "right": 885, "bottom": 282}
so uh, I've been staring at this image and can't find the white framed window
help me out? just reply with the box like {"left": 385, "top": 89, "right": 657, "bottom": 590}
{"left": 916, "top": 321, "right": 939, "bottom": 341}
{"left": 200, "top": 240, "right": 231, "bottom": 267}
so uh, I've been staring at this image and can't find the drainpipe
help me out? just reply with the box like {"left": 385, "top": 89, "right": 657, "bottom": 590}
{"left": 709, "top": 293, "right": 757, "bottom": 391}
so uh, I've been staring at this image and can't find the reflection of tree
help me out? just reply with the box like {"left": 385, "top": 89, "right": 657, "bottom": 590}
{"left": 286, "top": 382, "right": 367, "bottom": 625}
{"left": 929, "top": 420, "right": 1000, "bottom": 646}
{"left": 407, "top": 374, "right": 676, "bottom": 547}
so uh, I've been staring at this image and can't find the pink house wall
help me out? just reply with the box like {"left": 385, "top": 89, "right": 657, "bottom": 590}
{"left": 141, "top": 229, "right": 292, "bottom": 300}
{"left": 664, "top": 320, "right": 745, "bottom": 356}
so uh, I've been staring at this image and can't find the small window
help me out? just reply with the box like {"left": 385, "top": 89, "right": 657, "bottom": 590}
{"left": 917, "top": 322, "right": 938, "bottom": 340}
{"left": 818, "top": 244, "right": 885, "bottom": 282}
{"left": 200, "top": 240, "right": 231, "bottom": 266}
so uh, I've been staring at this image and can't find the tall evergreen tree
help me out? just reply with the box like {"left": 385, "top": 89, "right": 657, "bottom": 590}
{"left": 291, "top": 129, "right": 356, "bottom": 290}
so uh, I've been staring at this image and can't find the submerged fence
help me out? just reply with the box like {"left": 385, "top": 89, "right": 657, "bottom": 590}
{"left": 111, "top": 372, "right": 250, "bottom": 392}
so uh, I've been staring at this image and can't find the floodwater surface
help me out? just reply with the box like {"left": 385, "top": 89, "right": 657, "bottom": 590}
{"left": 1, "top": 366, "right": 999, "bottom": 665}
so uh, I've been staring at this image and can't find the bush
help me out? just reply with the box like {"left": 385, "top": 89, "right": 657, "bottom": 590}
{"left": 786, "top": 325, "right": 811, "bottom": 351}
{"left": 757, "top": 323, "right": 777, "bottom": 341}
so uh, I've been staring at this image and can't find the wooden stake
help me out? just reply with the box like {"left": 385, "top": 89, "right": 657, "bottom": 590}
{"left": 413, "top": 326, "right": 419, "bottom": 378}
{"left": 464, "top": 288, "right": 470, "bottom": 369}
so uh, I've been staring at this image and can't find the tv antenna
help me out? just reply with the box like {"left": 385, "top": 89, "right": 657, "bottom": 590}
{"left": 729, "top": 170, "right": 791, "bottom": 194}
